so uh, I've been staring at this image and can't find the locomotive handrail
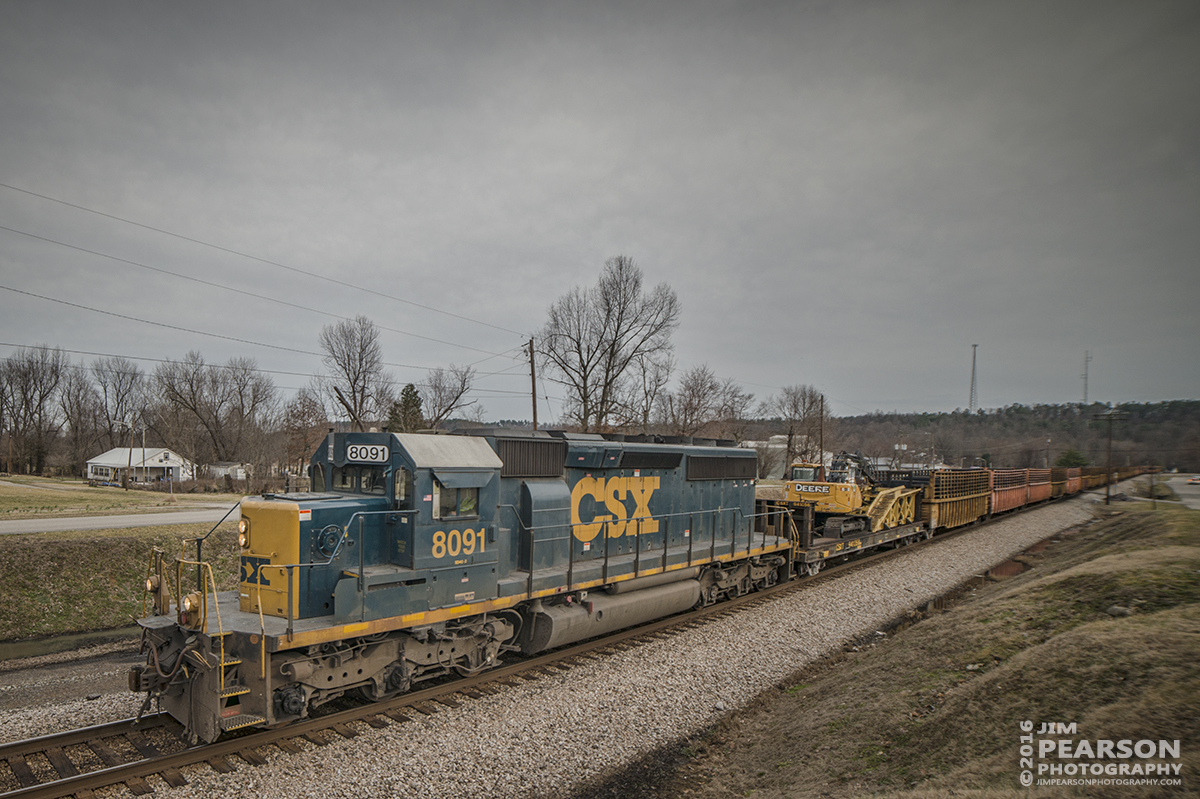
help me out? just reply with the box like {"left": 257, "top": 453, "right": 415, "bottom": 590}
{"left": 255, "top": 509, "right": 397, "bottom": 637}
{"left": 501, "top": 503, "right": 772, "bottom": 598}
{"left": 190, "top": 501, "right": 242, "bottom": 592}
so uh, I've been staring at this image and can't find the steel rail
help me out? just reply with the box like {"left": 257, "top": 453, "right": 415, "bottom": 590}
{"left": 0, "top": 497, "right": 1077, "bottom": 799}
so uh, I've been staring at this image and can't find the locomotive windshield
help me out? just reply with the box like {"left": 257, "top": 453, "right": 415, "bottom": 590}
{"left": 331, "top": 465, "right": 387, "bottom": 495}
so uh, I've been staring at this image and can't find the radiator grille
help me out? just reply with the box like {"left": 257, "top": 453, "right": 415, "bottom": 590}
{"left": 497, "top": 438, "right": 566, "bottom": 478}
{"left": 686, "top": 455, "right": 757, "bottom": 481}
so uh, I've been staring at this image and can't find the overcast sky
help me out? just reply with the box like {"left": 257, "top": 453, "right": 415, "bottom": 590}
{"left": 1, "top": 1, "right": 1197, "bottom": 422}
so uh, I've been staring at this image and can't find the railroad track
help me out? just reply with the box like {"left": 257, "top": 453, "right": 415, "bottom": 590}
{"left": 0, "top": 509, "right": 1031, "bottom": 799}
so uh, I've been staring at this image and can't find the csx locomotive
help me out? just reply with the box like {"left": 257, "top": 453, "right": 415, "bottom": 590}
{"left": 131, "top": 427, "right": 1131, "bottom": 743}
{"left": 131, "top": 429, "right": 790, "bottom": 743}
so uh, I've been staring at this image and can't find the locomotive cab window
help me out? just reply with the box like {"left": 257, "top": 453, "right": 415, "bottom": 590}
{"left": 333, "top": 466, "right": 357, "bottom": 492}
{"left": 433, "top": 481, "right": 479, "bottom": 519}
{"left": 360, "top": 466, "right": 387, "bottom": 495}
{"left": 394, "top": 467, "right": 412, "bottom": 510}
{"left": 310, "top": 463, "right": 326, "bottom": 492}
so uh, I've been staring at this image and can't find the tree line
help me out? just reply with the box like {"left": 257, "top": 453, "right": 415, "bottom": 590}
{"left": 0, "top": 317, "right": 483, "bottom": 482}
{"left": 13, "top": 255, "right": 1176, "bottom": 484}
{"left": 830, "top": 401, "right": 1200, "bottom": 472}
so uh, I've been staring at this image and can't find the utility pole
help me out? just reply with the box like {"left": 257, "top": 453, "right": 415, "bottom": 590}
{"left": 818, "top": 394, "right": 824, "bottom": 472}
{"left": 528, "top": 339, "right": 538, "bottom": 432}
{"left": 1082, "top": 351, "right": 1092, "bottom": 406}
{"left": 969, "top": 344, "right": 978, "bottom": 413}
{"left": 1093, "top": 409, "right": 1127, "bottom": 506}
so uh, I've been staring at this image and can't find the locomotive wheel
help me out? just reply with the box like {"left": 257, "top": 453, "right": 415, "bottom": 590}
{"left": 804, "top": 561, "right": 822, "bottom": 577}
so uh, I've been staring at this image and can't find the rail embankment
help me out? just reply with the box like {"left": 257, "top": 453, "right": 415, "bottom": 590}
{"left": 577, "top": 502, "right": 1200, "bottom": 799}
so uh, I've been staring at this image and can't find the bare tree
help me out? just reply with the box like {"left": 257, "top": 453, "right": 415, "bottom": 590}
{"left": 153, "top": 352, "right": 277, "bottom": 465}
{"left": 713, "top": 377, "right": 755, "bottom": 442}
{"left": 318, "top": 316, "right": 393, "bottom": 431}
{"left": 538, "top": 256, "right": 680, "bottom": 432}
{"left": 767, "top": 384, "right": 827, "bottom": 466}
{"left": 659, "top": 364, "right": 722, "bottom": 436}
{"left": 423, "top": 365, "right": 476, "bottom": 429}
{"left": 618, "top": 353, "right": 673, "bottom": 434}
{"left": 283, "top": 383, "right": 329, "bottom": 474}
{"left": 92, "top": 356, "right": 145, "bottom": 450}
{"left": 59, "top": 364, "right": 101, "bottom": 476}
{"left": 1, "top": 346, "right": 67, "bottom": 473}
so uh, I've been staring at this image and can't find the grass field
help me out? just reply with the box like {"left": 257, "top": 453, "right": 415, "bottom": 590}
{"left": 0, "top": 477, "right": 243, "bottom": 519}
{"left": 0, "top": 523, "right": 240, "bottom": 641}
{"left": 572, "top": 503, "right": 1200, "bottom": 799}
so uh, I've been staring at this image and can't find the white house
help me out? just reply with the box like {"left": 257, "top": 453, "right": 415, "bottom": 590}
{"left": 86, "top": 447, "right": 196, "bottom": 483}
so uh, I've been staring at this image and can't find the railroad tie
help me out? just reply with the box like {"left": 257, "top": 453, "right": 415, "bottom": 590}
{"left": 87, "top": 739, "right": 124, "bottom": 768}
{"left": 45, "top": 746, "right": 79, "bottom": 778}
{"left": 124, "top": 775, "right": 154, "bottom": 796}
{"left": 161, "top": 767, "right": 189, "bottom": 788}
{"left": 125, "top": 731, "right": 160, "bottom": 759}
{"left": 207, "top": 755, "right": 234, "bottom": 773}
{"left": 238, "top": 748, "right": 268, "bottom": 766}
{"left": 275, "top": 738, "right": 302, "bottom": 754}
{"left": 331, "top": 723, "right": 358, "bottom": 739}
{"left": 5, "top": 755, "right": 37, "bottom": 788}
{"left": 363, "top": 715, "right": 389, "bottom": 729}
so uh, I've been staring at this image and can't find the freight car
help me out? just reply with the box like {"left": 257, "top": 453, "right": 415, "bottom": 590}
{"left": 130, "top": 429, "right": 1142, "bottom": 743}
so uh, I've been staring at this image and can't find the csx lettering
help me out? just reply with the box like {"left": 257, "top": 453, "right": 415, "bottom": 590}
{"left": 570, "top": 476, "right": 659, "bottom": 542}
{"left": 432, "top": 528, "right": 484, "bottom": 559}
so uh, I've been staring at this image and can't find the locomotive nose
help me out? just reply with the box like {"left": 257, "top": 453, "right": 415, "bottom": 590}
{"left": 238, "top": 499, "right": 303, "bottom": 618}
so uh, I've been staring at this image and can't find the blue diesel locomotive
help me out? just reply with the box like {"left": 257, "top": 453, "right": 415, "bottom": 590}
{"left": 131, "top": 429, "right": 789, "bottom": 742}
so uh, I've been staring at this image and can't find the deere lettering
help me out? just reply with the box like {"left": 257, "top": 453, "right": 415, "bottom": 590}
{"left": 795, "top": 483, "right": 831, "bottom": 494}
{"left": 570, "top": 475, "right": 660, "bottom": 542}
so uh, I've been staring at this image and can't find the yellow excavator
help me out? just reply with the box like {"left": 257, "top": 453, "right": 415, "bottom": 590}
{"left": 783, "top": 451, "right": 921, "bottom": 537}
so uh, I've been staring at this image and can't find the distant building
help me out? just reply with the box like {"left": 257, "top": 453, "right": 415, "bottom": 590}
{"left": 207, "top": 462, "right": 247, "bottom": 481}
{"left": 86, "top": 448, "right": 196, "bottom": 484}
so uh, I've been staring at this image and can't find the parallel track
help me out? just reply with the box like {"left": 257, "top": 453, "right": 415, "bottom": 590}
{"left": 0, "top": 501, "right": 1062, "bottom": 799}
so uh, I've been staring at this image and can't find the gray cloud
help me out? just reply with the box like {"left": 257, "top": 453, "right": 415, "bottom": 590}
{"left": 1, "top": 0, "right": 1197, "bottom": 419}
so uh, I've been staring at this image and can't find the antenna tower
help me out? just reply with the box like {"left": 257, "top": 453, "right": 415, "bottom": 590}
{"left": 1082, "top": 350, "right": 1092, "bottom": 405}
{"left": 968, "top": 344, "right": 978, "bottom": 412}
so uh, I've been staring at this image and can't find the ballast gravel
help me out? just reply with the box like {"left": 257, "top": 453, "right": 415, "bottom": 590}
{"left": 1, "top": 499, "right": 1096, "bottom": 798}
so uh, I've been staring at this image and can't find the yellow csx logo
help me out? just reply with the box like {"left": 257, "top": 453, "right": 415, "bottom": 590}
{"left": 570, "top": 475, "right": 660, "bottom": 542}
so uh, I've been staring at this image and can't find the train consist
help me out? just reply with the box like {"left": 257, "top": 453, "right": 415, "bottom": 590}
{"left": 129, "top": 430, "right": 1147, "bottom": 742}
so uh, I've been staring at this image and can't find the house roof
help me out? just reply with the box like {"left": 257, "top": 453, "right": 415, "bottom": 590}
{"left": 87, "top": 448, "right": 193, "bottom": 468}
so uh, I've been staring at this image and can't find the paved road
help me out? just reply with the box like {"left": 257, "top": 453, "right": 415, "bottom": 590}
{"left": 1165, "top": 475, "right": 1200, "bottom": 511}
{"left": 0, "top": 506, "right": 240, "bottom": 535}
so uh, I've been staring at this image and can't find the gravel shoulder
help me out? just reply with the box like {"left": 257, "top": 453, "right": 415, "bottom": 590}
{"left": 0, "top": 499, "right": 1094, "bottom": 798}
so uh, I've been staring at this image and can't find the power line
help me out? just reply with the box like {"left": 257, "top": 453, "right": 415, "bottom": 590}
{"left": 1, "top": 284, "right": 325, "bottom": 358}
{"left": 0, "top": 181, "right": 527, "bottom": 336}
{"left": 0, "top": 341, "right": 569, "bottom": 404}
{"left": 0, "top": 224, "right": 510, "bottom": 358}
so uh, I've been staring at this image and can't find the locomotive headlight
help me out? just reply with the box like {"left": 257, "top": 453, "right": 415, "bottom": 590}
{"left": 182, "top": 592, "right": 202, "bottom": 612}
{"left": 145, "top": 575, "right": 160, "bottom": 593}
{"left": 238, "top": 518, "right": 250, "bottom": 549}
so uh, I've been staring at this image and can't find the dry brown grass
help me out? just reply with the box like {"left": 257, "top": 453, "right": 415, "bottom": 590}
{"left": 0, "top": 523, "right": 239, "bottom": 641}
{"left": 570, "top": 504, "right": 1200, "bottom": 799}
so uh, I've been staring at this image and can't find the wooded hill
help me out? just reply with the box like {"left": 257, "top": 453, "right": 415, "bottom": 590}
{"left": 829, "top": 401, "right": 1200, "bottom": 472}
